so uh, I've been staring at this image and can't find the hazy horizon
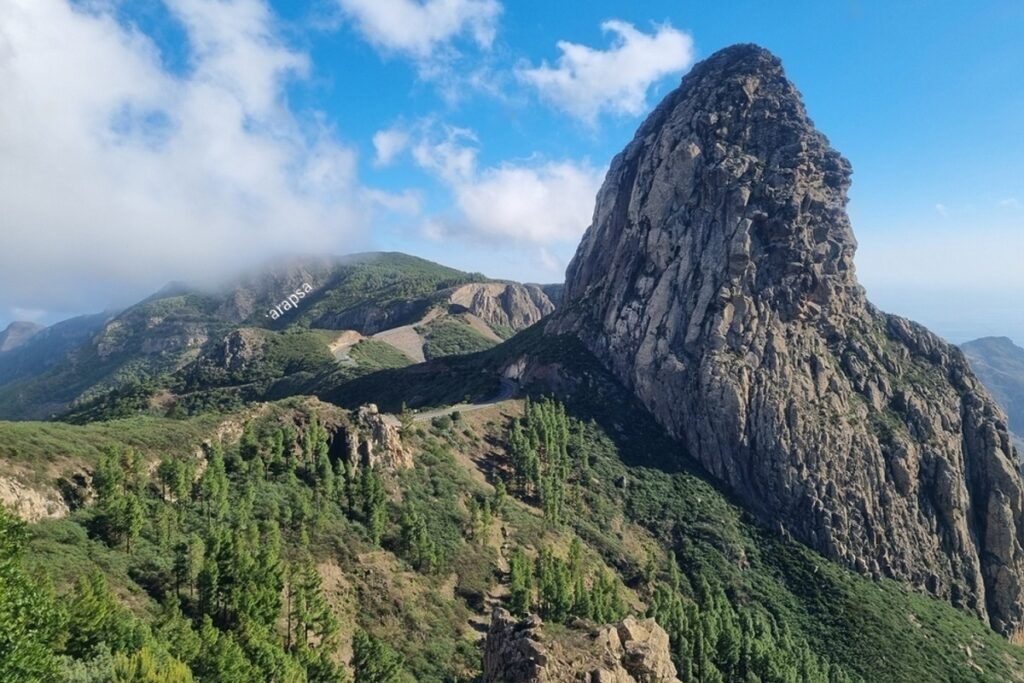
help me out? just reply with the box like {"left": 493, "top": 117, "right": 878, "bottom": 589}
{"left": 1, "top": 247, "right": 1021, "bottom": 349}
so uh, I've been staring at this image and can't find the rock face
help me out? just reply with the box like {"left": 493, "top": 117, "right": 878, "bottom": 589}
{"left": 449, "top": 283, "right": 556, "bottom": 333}
{"left": 550, "top": 44, "right": 1024, "bottom": 634}
{"left": 212, "top": 328, "right": 267, "bottom": 373}
{"left": 0, "top": 475, "right": 70, "bottom": 522}
{"left": 344, "top": 404, "right": 411, "bottom": 471}
{"left": 482, "top": 609, "right": 680, "bottom": 683}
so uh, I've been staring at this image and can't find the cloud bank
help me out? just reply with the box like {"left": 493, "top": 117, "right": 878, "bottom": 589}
{"left": 0, "top": 0, "right": 379, "bottom": 317}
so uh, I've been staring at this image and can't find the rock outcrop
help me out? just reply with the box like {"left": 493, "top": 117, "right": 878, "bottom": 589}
{"left": 212, "top": 328, "right": 267, "bottom": 373}
{"left": 449, "top": 283, "right": 555, "bottom": 333}
{"left": 550, "top": 44, "right": 1024, "bottom": 634}
{"left": 482, "top": 609, "right": 680, "bottom": 683}
{"left": 345, "top": 404, "right": 411, "bottom": 471}
{"left": 0, "top": 475, "right": 70, "bottom": 522}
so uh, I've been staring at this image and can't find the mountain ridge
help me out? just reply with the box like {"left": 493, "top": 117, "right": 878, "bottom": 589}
{"left": 0, "top": 320, "right": 45, "bottom": 352}
{"left": 0, "top": 252, "right": 559, "bottom": 421}
{"left": 963, "top": 336, "right": 1024, "bottom": 433}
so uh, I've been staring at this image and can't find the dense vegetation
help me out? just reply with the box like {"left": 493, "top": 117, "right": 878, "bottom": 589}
{"left": 420, "top": 318, "right": 498, "bottom": 360}
{"left": 4, "top": 324, "right": 1024, "bottom": 681}
{"left": 499, "top": 398, "right": 855, "bottom": 682}
{"left": 286, "top": 253, "right": 486, "bottom": 331}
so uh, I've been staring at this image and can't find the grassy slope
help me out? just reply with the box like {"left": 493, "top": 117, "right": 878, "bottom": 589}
{"left": 286, "top": 252, "right": 484, "bottom": 330}
{"left": 0, "top": 415, "right": 221, "bottom": 465}
{"left": 10, "top": 388, "right": 1024, "bottom": 682}
{"left": 317, "top": 325, "right": 1024, "bottom": 682}
{"left": 8, "top": 401, "right": 553, "bottom": 681}
{"left": 420, "top": 317, "right": 498, "bottom": 360}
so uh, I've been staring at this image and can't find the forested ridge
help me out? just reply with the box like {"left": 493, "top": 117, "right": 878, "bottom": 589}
{"left": 2, "top": 391, "right": 1024, "bottom": 681}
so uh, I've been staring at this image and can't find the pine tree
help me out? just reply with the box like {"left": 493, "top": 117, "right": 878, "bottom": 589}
{"left": 118, "top": 491, "right": 144, "bottom": 553}
{"left": 65, "top": 571, "right": 141, "bottom": 659}
{"left": 536, "top": 548, "right": 572, "bottom": 622}
{"left": 243, "top": 521, "right": 284, "bottom": 629}
{"left": 493, "top": 479, "right": 508, "bottom": 513}
{"left": 155, "top": 599, "right": 202, "bottom": 666}
{"left": 361, "top": 466, "right": 388, "bottom": 545}
{"left": 400, "top": 504, "right": 439, "bottom": 573}
{"left": 352, "top": 630, "right": 404, "bottom": 683}
{"left": 508, "top": 547, "right": 534, "bottom": 616}
{"left": 289, "top": 557, "right": 337, "bottom": 651}
{"left": 399, "top": 402, "right": 415, "bottom": 438}
{"left": 0, "top": 504, "right": 64, "bottom": 681}
{"left": 111, "top": 645, "right": 194, "bottom": 683}
{"left": 194, "top": 616, "right": 253, "bottom": 682}
{"left": 200, "top": 443, "right": 229, "bottom": 522}
{"left": 197, "top": 554, "right": 220, "bottom": 620}
{"left": 174, "top": 533, "right": 204, "bottom": 599}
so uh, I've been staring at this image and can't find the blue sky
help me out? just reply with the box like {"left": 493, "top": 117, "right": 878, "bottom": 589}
{"left": 0, "top": 0, "right": 1021, "bottom": 343}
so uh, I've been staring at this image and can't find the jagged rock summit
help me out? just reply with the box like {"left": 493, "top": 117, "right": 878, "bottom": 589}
{"left": 550, "top": 44, "right": 1024, "bottom": 634}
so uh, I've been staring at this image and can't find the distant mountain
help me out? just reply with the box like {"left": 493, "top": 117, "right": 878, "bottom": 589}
{"left": 0, "top": 313, "right": 111, "bottom": 388}
{"left": 0, "top": 321, "right": 44, "bottom": 352}
{"left": 0, "top": 253, "right": 558, "bottom": 421}
{"left": 962, "top": 336, "right": 1024, "bottom": 438}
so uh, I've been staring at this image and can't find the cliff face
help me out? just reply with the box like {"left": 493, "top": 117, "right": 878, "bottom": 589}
{"left": 550, "top": 44, "right": 1024, "bottom": 634}
{"left": 448, "top": 283, "right": 556, "bottom": 333}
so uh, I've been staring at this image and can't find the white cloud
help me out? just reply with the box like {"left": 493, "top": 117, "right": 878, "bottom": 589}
{"left": 411, "top": 126, "right": 603, "bottom": 244}
{"left": 454, "top": 161, "right": 602, "bottom": 242}
{"left": 0, "top": 0, "right": 381, "bottom": 316}
{"left": 517, "top": 20, "right": 694, "bottom": 123}
{"left": 337, "top": 0, "right": 501, "bottom": 57}
{"left": 10, "top": 308, "right": 48, "bottom": 324}
{"left": 935, "top": 203, "right": 948, "bottom": 216}
{"left": 998, "top": 198, "right": 1021, "bottom": 209}
{"left": 372, "top": 126, "right": 411, "bottom": 167}
{"left": 364, "top": 188, "right": 422, "bottom": 215}
{"left": 412, "top": 125, "right": 479, "bottom": 182}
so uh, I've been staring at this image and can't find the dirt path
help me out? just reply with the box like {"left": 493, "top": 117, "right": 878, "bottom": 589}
{"left": 468, "top": 523, "right": 513, "bottom": 638}
{"left": 329, "top": 330, "right": 364, "bottom": 366}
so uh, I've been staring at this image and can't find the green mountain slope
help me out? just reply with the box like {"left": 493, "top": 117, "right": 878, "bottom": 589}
{"left": 0, "top": 253, "right": 550, "bottom": 422}
{"left": 6, "top": 323, "right": 1022, "bottom": 681}
{"left": 3, "top": 369, "right": 1023, "bottom": 681}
